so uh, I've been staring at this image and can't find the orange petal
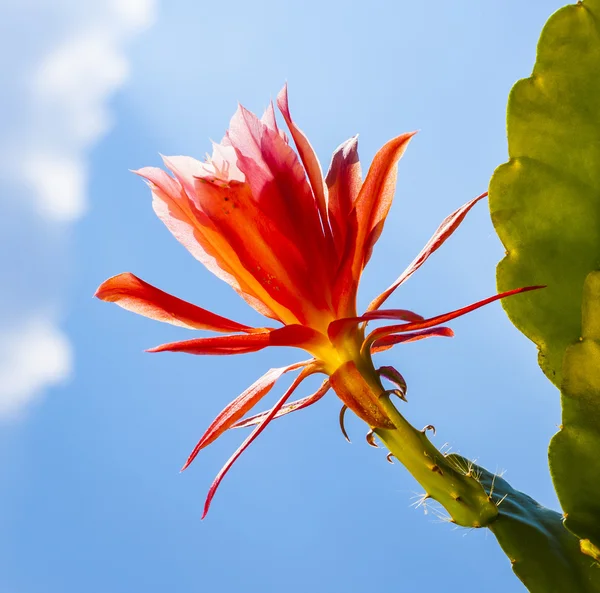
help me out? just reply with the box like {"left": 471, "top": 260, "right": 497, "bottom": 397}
{"left": 367, "top": 192, "right": 488, "bottom": 311}
{"left": 231, "top": 379, "right": 330, "bottom": 429}
{"left": 95, "top": 272, "right": 255, "bottom": 333}
{"left": 365, "top": 285, "right": 545, "bottom": 347}
{"left": 371, "top": 327, "right": 454, "bottom": 354}
{"left": 181, "top": 360, "right": 312, "bottom": 471}
{"left": 201, "top": 368, "right": 312, "bottom": 518}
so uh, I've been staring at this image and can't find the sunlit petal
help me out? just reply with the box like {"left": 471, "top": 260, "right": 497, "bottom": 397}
{"left": 232, "top": 379, "right": 330, "bottom": 429}
{"left": 368, "top": 192, "right": 488, "bottom": 311}
{"left": 95, "top": 273, "right": 255, "bottom": 333}
{"left": 181, "top": 360, "right": 312, "bottom": 471}
{"left": 202, "top": 368, "right": 312, "bottom": 518}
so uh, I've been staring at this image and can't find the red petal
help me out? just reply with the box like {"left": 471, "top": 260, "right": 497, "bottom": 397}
{"left": 147, "top": 324, "right": 328, "bottom": 355}
{"left": 180, "top": 360, "right": 312, "bottom": 471}
{"left": 365, "top": 285, "right": 545, "bottom": 346}
{"left": 95, "top": 273, "right": 255, "bottom": 333}
{"left": 277, "top": 84, "right": 330, "bottom": 239}
{"left": 231, "top": 379, "right": 330, "bottom": 429}
{"left": 371, "top": 327, "right": 454, "bottom": 353}
{"left": 367, "top": 192, "right": 488, "bottom": 312}
{"left": 327, "top": 309, "right": 424, "bottom": 344}
{"left": 201, "top": 368, "right": 311, "bottom": 518}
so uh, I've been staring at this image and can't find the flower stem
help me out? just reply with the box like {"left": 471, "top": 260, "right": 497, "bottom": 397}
{"left": 375, "top": 395, "right": 498, "bottom": 528}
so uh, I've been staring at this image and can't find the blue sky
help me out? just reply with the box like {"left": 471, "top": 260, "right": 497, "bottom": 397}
{"left": 1, "top": 1, "right": 567, "bottom": 591}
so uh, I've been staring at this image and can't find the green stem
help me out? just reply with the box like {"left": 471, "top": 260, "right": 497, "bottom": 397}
{"left": 375, "top": 395, "right": 499, "bottom": 528}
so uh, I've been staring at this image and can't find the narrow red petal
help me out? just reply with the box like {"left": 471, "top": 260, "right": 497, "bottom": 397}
{"left": 146, "top": 332, "right": 271, "bottom": 355}
{"left": 327, "top": 309, "right": 424, "bottom": 344}
{"left": 147, "top": 324, "right": 327, "bottom": 355}
{"left": 180, "top": 360, "right": 312, "bottom": 471}
{"left": 365, "top": 285, "right": 545, "bottom": 346}
{"left": 95, "top": 273, "right": 255, "bottom": 333}
{"left": 201, "top": 368, "right": 311, "bottom": 519}
{"left": 231, "top": 379, "right": 330, "bottom": 429}
{"left": 371, "top": 327, "right": 454, "bottom": 353}
{"left": 367, "top": 192, "right": 488, "bottom": 312}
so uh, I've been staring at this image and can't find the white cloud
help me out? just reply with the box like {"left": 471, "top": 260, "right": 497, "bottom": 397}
{"left": 16, "top": 0, "right": 156, "bottom": 222}
{"left": 0, "top": 319, "right": 72, "bottom": 419}
{"left": 0, "top": 0, "right": 156, "bottom": 417}
{"left": 22, "top": 153, "right": 87, "bottom": 221}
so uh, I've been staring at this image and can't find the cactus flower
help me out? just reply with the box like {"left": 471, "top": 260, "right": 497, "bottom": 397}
{"left": 96, "top": 85, "right": 540, "bottom": 517}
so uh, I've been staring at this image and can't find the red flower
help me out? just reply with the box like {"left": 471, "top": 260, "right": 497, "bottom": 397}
{"left": 96, "top": 85, "right": 540, "bottom": 517}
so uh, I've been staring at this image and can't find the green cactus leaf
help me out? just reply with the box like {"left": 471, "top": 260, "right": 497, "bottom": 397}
{"left": 465, "top": 461, "right": 600, "bottom": 592}
{"left": 489, "top": 0, "right": 600, "bottom": 389}
{"left": 489, "top": 0, "right": 600, "bottom": 555}
{"left": 549, "top": 271, "right": 600, "bottom": 550}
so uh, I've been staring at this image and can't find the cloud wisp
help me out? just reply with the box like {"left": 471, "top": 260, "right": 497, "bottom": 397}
{"left": 0, "top": 0, "right": 156, "bottom": 418}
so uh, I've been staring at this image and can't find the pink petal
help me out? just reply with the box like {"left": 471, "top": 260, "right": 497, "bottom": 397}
{"left": 95, "top": 272, "right": 254, "bottom": 333}
{"left": 202, "top": 368, "right": 312, "bottom": 518}
{"left": 260, "top": 101, "right": 279, "bottom": 133}
{"left": 231, "top": 379, "right": 330, "bottom": 429}
{"left": 181, "top": 360, "right": 312, "bottom": 471}
{"left": 367, "top": 192, "right": 488, "bottom": 312}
